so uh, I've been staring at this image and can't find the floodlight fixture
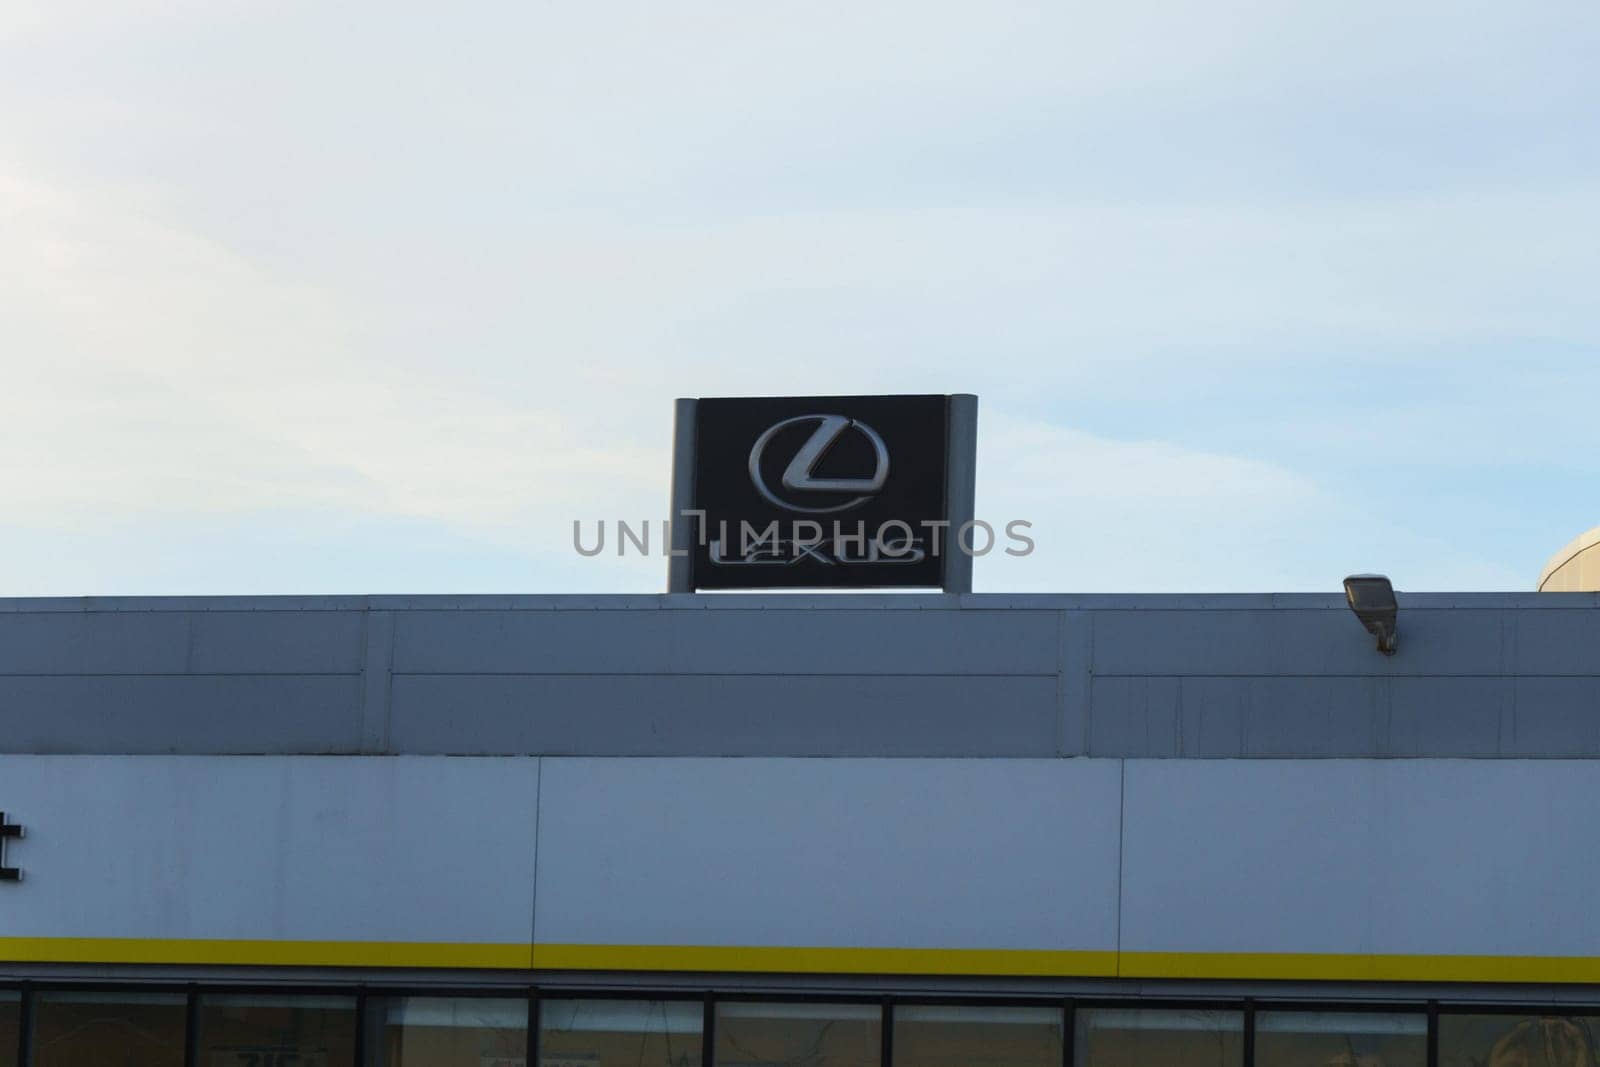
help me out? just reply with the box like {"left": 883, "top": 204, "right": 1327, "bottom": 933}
{"left": 1343, "top": 574, "right": 1398, "bottom": 655}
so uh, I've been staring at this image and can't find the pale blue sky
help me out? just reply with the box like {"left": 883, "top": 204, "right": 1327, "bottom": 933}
{"left": 2, "top": 1, "right": 1596, "bottom": 595}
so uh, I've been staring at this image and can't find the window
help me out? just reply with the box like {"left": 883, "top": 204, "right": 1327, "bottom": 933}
{"left": 895, "top": 1004, "right": 1062, "bottom": 1067}
{"left": 0, "top": 991, "right": 17, "bottom": 1067}
{"left": 5, "top": 985, "right": 1600, "bottom": 1067}
{"left": 1257, "top": 1012, "right": 1425, "bottom": 1067}
{"left": 1440, "top": 1015, "right": 1600, "bottom": 1067}
{"left": 1076, "top": 1008, "right": 1244, "bottom": 1067}
{"left": 541, "top": 999, "right": 703, "bottom": 1067}
{"left": 715, "top": 1002, "right": 880, "bottom": 1067}
{"left": 30, "top": 991, "right": 187, "bottom": 1067}
{"left": 376, "top": 996, "right": 527, "bottom": 1066}
{"left": 198, "top": 994, "right": 357, "bottom": 1067}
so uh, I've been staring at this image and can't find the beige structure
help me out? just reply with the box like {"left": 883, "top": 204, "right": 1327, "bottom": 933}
{"left": 1539, "top": 526, "right": 1600, "bottom": 591}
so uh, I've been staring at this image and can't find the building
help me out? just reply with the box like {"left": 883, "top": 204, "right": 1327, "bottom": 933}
{"left": 1539, "top": 527, "right": 1600, "bottom": 591}
{"left": 4, "top": 589, "right": 1600, "bottom": 1066}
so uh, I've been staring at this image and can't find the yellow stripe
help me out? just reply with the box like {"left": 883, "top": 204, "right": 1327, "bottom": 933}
{"left": 0, "top": 938, "right": 531, "bottom": 969}
{"left": 1119, "top": 952, "right": 1600, "bottom": 984}
{"left": 6, "top": 939, "right": 1600, "bottom": 984}
{"left": 532, "top": 944, "right": 1118, "bottom": 977}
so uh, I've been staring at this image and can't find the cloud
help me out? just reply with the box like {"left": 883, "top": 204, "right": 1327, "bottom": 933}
{"left": 976, "top": 412, "right": 1322, "bottom": 591}
{"left": 0, "top": 0, "right": 1591, "bottom": 594}
{"left": 0, "top": 151, "right": 1575, "bottom": 593}
{"left": 974, "top": 412, "right": 1528, "bottom": 592}
{"left": 0, "top": 167, "right": 664, "bottom": 550}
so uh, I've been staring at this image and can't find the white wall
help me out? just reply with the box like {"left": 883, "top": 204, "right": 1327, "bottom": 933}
{"left": 3, "top": 754, "right": 1599, "bottom": 980}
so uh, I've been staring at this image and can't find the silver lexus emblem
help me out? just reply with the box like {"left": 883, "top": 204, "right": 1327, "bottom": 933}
{"left": 747, "top": 414, "right": 890, "bottom": 514}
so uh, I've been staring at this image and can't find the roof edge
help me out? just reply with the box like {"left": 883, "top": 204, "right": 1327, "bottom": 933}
{"left": 0, "top": 591, "right": 1595, "bottom": 612}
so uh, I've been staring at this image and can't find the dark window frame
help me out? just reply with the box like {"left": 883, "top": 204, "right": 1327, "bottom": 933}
{"left": 2, "top": 980, "right": 1599, "bottom": 1067}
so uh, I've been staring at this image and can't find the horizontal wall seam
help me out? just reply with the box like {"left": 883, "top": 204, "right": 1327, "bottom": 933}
{"left": 1089, "top": 673, "right": 1600, "bottom": 679}
{"left": 386, "top": 671, "right": 1062, "bottom": 678}
{"left": 4, "top": 671, "right": 1592, "bottom": 678}
{"left": 0, "top": 672, "right": 364, "bottom": 678}
{"left": 7, "top": 601, "right": 1596, "bottom": 614}
{"left": 4, "top": 672, "right": 1595, "bottom": 680}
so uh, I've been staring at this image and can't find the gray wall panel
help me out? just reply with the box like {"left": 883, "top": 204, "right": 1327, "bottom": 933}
{"left": 1121, "top": 760, "right": 1600, "bottom": 958}
{"left": 1386, "top": 677, "right": 1509, "bottom": 757}
{"left": 1375, "top": 761, "right": 1600, "bottom": 956}
{"left": 1091, "top": 677, "right": 1385, "bottom": 758}
{"left": 1093, "top": 676, "right": 1600, "bottom": 758}
{"left": 0, "top": 594, "right": 1596, "bottom": 758}
{"left": 395, "top": 610, "right": 676, "bottom": 675}
{"left": 1088, "top": 678, "right": 1182, "bottom": 757}
{"left": 1123, "top": 760, "right": 1387, "bottom": 955}
{"left": 1503, "top": 678, "right": 1600, "bottom": 756}
{"left": 1201, "top": 677, "right": 1383, "bottom": 758}
{"left": 1511, "top": 609, "right": 1600, "bottom": 674}
{"left": 658, "top": 609, "right": 1060, "bottom": 675}
{"left": 0, "top": 612, "right": 192, "bottom": 674}
{"left": 0, "top": 676, "right": 364, "bottom": 753}
{"left": 393, "top": 609, "right": 1058, "bottom": 676}
{"left": 186, "top": 610, "right": 366, "bottom": 674}
{"left": 1057, "top": 611, "right": 1091, "bottom": 757}
{"left": 1374, "top": 609, "right": 1511, "bottom": 674}
{"left": 534, "top": 757, "right": 1122, "bottom": 951}
{"left": 389, "top": 674, "right": 1058, "bottom": 756}
{"left": 8, "top": 752, "right": 1600, "bottom": 967}
{"left": 1091, "top": 608, "right": 1510, "bottom": 677}
{"left": 0, "top": 755, "right": 538, "bottom": 944}
{"left": 0, "top": 609, "right": 361, "bottom": 677}
{"left": 1172, "top": 677, "right": 1249, "bottom": 758}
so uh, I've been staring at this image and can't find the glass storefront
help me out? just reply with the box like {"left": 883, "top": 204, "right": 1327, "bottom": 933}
{"left": 895, "top": 1005, "right": 1062, "bottom": 1067}
{"left": 540, "top": 999, "right": 703, "bottom": 1067}
{"left": 1077, "top": 1008, "right": 1244, "bottom": 1067}
{"left": 0, "top": 992, "right": 16, "bottom": 1067}
{"left": 0, "top": 989, "right": 1598, "bottom": 1067}
{"left": 29, "top": 990, "right": 187, "bottom": 1067}
{"left": 716, "top": 1002, "right": 880, "bottom": 1067}
{"left": 375, "top": 996, "right": 527, "bottom": 1066}
{"left": 198, "top": 994, "right": 358, "bottom": 1067}
{"left": 1441, "top": 1016, "right": 1600, "bottom": 1067}
{"left": 1257, "top": 1012, "right": 1426, "bottom": 1067}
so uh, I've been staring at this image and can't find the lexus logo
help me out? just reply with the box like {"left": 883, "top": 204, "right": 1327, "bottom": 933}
{"left": 747, "top": 414, "right": 890, "bottom": 514}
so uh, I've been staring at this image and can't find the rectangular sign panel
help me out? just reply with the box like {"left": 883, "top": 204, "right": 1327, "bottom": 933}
{"left": 685, "top": 395, "right": 955, "bottom": 589}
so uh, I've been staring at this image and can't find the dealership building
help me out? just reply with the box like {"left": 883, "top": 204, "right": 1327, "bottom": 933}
{"left": 5, "top": 399, "right": 1600, "bottom": 1067}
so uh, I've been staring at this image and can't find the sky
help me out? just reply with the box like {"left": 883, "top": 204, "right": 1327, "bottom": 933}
{"left": 2, "top": 1, "right": 1597, "bottom": 596}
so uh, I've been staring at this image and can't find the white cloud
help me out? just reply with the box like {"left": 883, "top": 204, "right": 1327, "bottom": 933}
{"left": 0, "top": 0, "right": 1591, "bottom": 594}
{"left": 974, "top": 412, "right": 1528, "bottom": 592}
{"left": 0, "top": 168, "right": 664, "bottom": 553}
{"left": 975, "top": 412, "right": 1323, "bottom": 591}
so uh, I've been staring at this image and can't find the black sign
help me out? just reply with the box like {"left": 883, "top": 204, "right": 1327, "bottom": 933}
{"left": 688, "top": 395, "right": 950, "bottom": 589}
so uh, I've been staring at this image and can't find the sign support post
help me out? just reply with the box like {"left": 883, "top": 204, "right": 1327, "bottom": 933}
{"left": 942, "top": 393, "right": 979, "bottom": 595}
{"left": 667, "top": 398, "right": 698, "bottom": 594}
